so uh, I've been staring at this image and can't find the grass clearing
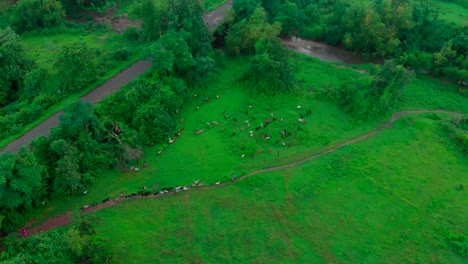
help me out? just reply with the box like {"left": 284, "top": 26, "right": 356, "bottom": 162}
{"left": 92, "top": 113, "right": 468, "bottom": 263}
{"left": 431, "top": 0, "right": 468, "bottom": 25}
{"left": 21, "top": 31, "right": 115, "bottom": 70}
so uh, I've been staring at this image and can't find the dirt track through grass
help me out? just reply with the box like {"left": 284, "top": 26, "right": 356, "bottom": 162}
{"left": 23, "top": 109, "right": 464, "bottom": 234}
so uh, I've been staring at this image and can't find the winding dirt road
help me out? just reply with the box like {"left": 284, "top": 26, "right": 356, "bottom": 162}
{"left": 24, "top": 110, "right": 464, "bottom": 234}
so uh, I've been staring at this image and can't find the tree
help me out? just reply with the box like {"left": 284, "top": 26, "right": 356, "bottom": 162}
{"left": 324, "top": 60, "right": 413, "bottom": 120}
{"left": 50, "top": 140, "right": 82, "bottom": 195}
{"left": 54, "top": 42, "right": 97, "bottom": 93}
{"left": 0, "top": 27, "right": 33, "bottom": 106}
{"left": 10, "top": 0, "right": 66, "bottom": 34}
{"left": 165, "top": 0, "right": 213, "bottom": 57}
{"left": 242, "top": 37, "right": 295, "bottom": 95}
{"left": 274, "top": 1, "right": 305, "bottom": 35}
{"left": 0, "top": 148, "right": 44, "bottom": 232}
{"left": 233, "top": 0, "right": 258, "bottom": 22}
{"left": 131, "top": 0, "right": 161, "bottom": 41}
{"left": 149, "top": 30, "right": 195, "bottom": 77}
{"left": 226, "top": 7, "right": 281, "bottom": 55}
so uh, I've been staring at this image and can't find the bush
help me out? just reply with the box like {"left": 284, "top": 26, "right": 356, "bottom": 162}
{"left": 123, "top": 26, "right": 141, "bottom": 42}
{"left": 112, "top": 48, "right": 131, "bottom": 61}
{"left": 10, "top": 0, "right": 66, "bottom": 34}
{"left": 298, "top": 24, "right": 326, "bottom": 40}
{"left": 439, "top": 226, "right": 468, "bottom": 257}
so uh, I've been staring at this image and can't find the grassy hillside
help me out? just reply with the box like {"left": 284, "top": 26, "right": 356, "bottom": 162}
{"left": 29, "top": 53, "right": 468, "bottom": 225}
{"left": 93, "top": 112, "right": 467, "bottom": 263}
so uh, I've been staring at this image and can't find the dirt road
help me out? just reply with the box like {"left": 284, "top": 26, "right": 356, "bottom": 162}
{"left": 1, "top": 60, "right": 152, "bottom": 154}
{"left": 203, "top": 0, "right": 233, "bottom": 30}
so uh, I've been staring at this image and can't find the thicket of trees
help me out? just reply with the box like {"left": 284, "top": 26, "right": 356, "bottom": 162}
{"left": 10, "top": 0, "right": 66, "bottom": 34}
{"left": 223, "top": 3, "right": 295, "bottom": 94}
{"left": 1, "top": 218, "right": 112, "bottom": 263}
{"left": 323, "top": 61, "right": 413, "bottom": 120}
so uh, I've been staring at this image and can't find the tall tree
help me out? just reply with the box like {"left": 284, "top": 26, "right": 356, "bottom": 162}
{"left": 226, "top": 7, "right": 281, "bottom": 55}
{"left": 54, "top": 42, "right": 97, "bottom": 93}
{"left": 0, "top": 28, "right": 32, "bottom": 106}
{"left": 0, "top": 148, "right": 44, "bottom": 231}
{"left": 233, "top": 0, "right": 259, "bottom": 22}
{"left": 242, "top": 37, "right": 295, "bottom": 95}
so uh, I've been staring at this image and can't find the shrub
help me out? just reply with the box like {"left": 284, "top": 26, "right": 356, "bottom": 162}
{"left": 10, "top": 0, "right": 66, "bottom": 34}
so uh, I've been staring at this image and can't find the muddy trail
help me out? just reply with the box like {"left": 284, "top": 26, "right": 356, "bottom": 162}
{"left": 22, "top": 110, "right": 464, "bottom": 235}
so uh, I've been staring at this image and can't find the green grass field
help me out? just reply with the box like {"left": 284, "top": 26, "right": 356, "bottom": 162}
{"left": 92, "top": 111, "right": 467, "bottom": 263}
{"left": 21, "top": 30, "right": 125, "bottom": 70}
{"left": 432, "top": 0, "right": 468, "bottom": 25}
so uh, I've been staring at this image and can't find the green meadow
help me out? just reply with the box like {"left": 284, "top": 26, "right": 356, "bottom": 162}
{"left": 93, "top": 111, "right": 467, "bottom": 263}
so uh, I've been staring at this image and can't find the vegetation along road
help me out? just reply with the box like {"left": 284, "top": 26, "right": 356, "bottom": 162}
{"left": 1, "top": 60, "right": 152, "bottom": 154}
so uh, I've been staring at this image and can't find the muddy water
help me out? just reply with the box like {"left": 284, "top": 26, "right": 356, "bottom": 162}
{"left": 283, "top": 36, "right": 382, "bottom": 64}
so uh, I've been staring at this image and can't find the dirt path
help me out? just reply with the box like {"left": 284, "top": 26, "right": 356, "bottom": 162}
{"left": 1, "top": 60, "right": 152, "bottom": 154}
{"left": 22, "top": 109, "right": 465, "bottom": 234}
{"left": 203, "top": 0, "right": 233, "bottom": 30}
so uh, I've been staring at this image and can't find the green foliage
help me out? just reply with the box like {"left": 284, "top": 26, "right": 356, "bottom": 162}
{"left": 441, "top": 115, "right": 468, "bottom": 154}
{"left": 0, "top": 149, "right": 44, "bottom": 231}
{"left": 439, "top": 226, "right": 468, "bottom": 256}
{"left": 323, "top": 61, "right": 413, "bottom": 120}
{"left": 30, "top": 101, "right": 126, "bottom": 197}
{"left": 1, "top": 222, "right": 112, "bottom": 263}
{"left": 97, "top": 76, "right": 186, "bottom": 145}
{"left": 54, "top": 42, "right": 98, "bottom": 92}
{"left": 0, "top": 28, "right": 33, "bottom": 106}
{"left": 131, "top": 0, "right": 160, "bottom": 41}
{"left": 226, "top": 7, "right": 281, "bottom": 55}
{"left": 241, "top": 37, "right": 295, "bottom": 95}
{"left": 10, "top": 0, "right": 66, "bottom": 34}
{"left": 274, "top": 1, "right": 305, "bottom": 35}
{"left": 232, "top": 0, "right": 259, "bottom": 22}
